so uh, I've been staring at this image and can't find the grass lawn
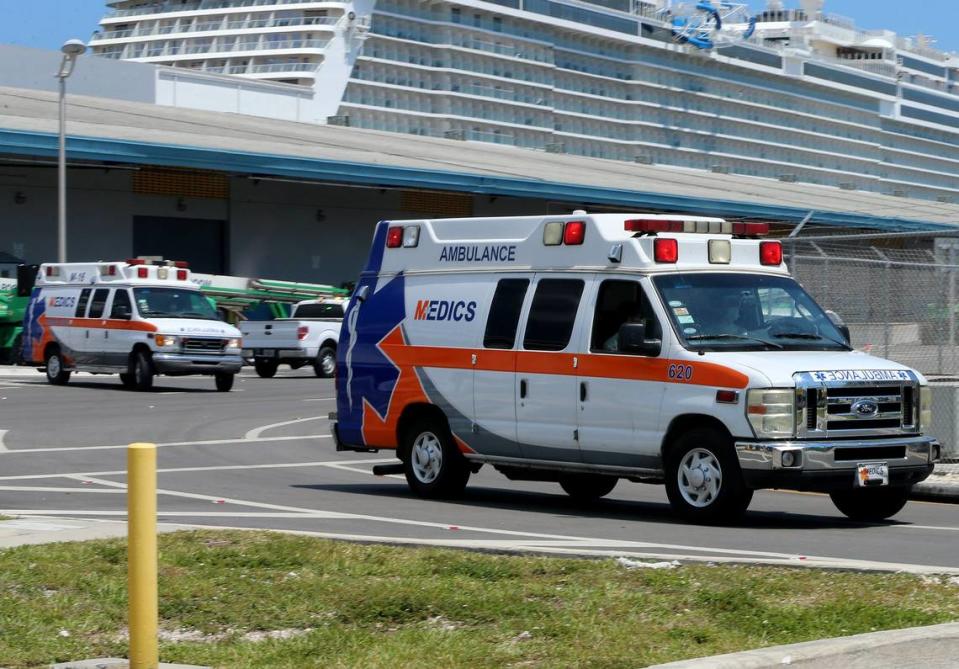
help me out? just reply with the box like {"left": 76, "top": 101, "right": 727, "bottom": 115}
{"left": 0, "top": 530, "right": 957, "bottom": 668}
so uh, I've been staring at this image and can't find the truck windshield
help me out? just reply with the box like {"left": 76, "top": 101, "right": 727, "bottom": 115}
{"left": 653, "top": 273, "right": 850, "bottom": 352}
{"left": 133, "top": 288, "right": 220, "bottom": 321}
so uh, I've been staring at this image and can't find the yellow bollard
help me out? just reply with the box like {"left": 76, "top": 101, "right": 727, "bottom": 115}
{"left": 128, "top": 442, "right": 159, "bottom": 669}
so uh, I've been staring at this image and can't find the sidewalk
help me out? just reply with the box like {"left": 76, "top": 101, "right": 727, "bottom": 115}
{"left": 912, "top": 462, "right": 959, "bottom": 501}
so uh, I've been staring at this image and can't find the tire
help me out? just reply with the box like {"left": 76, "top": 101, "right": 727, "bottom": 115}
{"left": 119, "top": 373, "right": 136, "bottom": 389}
{"left": 44, "top": 347, "right": 71, "bottom": 386}
{"left": 10, "top": 333, "right": 22, "bottom": 366}
{"left": 664, "top": 428, "right": 753, "bottom": 524}
{"left": 132, "top": 351, "right": 154, "bottom": 391}
{"left": 314, "top": 345, "right": 336, "bottom": 378}
{"left": 215, "top": 373, "right": 235, "bottom": 392}
{"left": 559, "top": 474, "right": 618, "bottom": 502}
{"left": 402, "top": 417, "right": 470, "bottom": 499}
{"left": 254, "top": 359, "right": 278, "bottom": 378}
{"left": 830, "top": 488, "right": 910, "bottom": 522}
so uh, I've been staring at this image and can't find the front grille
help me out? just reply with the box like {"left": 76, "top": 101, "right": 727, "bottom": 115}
{"left": 182, "top": 338, "right": 226, "bottom": 353}
{"left": 806, "top": 389, "right": 818, "bottom": 429}
{"left": 825, "top": 384, "right": 903, "bottom": 433}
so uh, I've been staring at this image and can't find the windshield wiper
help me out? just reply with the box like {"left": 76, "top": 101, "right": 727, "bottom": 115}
{"left": 686, "top": 333, "right": 784, "bottom": 350}
{"left": 771, "top": 332, "right": 851, "bottom": 349}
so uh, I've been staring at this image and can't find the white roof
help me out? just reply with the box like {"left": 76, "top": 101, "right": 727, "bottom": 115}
{"left": 36, "top": 261, "right": 195, "bottom": 287}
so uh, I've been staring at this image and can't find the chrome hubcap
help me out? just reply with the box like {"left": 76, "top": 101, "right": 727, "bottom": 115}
{"left": 678, "top": 448, "right": 722, "bottom": 508}
{"left": 321, "top": 353, "right": 335, "bottom": 375}
{"left": 410, "top": 431, "right": 443, "bottom": 484}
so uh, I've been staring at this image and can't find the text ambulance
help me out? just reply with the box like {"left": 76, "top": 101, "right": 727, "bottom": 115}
{"left": 332, "top": 213, "right": 940, "bottom": 523}
{"left": 22, "top": 260, "right": 243, "bottom": 391}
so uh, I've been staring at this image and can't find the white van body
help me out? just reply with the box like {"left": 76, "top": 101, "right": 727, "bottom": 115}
{"left": 22, "top": 261, "right": 243, "bottom": 391}
{"left": 332, "top": 214, "right": 939, "bottom": 522}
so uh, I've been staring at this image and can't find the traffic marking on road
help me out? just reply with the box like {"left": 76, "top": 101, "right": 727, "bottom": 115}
{"left": 244, "top": 416, "right": 328, "bottom": 440}
{"left": 0, "top": 433, "right": 331, "bottom": 455}
{"left": 0, "top": 430, "right": 7, "bottom": 452}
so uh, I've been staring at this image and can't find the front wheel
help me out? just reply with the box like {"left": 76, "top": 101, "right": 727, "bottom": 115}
{"left": 402, "top": 418, "right": 470, "bottom": 499}
{"left": 664, "top": 428, "right": 753, "bottom": 524}
{"left": 215, "top": 373, "right": 235, "bottom": 392}
{"left": 132, "top": 351, "right": 154, "bottom": 391}
{"left": 314, "top": 345, "right": 336, "bottom": 378}
{"left": 44, "top": 348, "right": 71, "bottom": 386}
{"left": 830, "top": 488, "right": 909, "bottom": 522}
{"left": 119, "top": 373, "right": 136, "bottom": 389}
{"left": 559, "top": 474, "right": 618, "bottom": 502}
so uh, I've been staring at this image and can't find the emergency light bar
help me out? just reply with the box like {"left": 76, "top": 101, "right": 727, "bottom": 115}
{"left": 543, "top": 220, "right": 585, "bottom": 246}
{"left": 625, "top": 219, "right": 769, "bottom": 237}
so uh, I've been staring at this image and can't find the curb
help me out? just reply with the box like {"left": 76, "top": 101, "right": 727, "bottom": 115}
{"left": 912, "top": 482, "right": 959, "bottom": 501}
{"left": 645, "top": 622, "right": 959, "bottom": 668}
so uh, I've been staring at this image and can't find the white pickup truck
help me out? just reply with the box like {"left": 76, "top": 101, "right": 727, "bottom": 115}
{"left": 240, "top": 299, "right": 344, "bottom": 378}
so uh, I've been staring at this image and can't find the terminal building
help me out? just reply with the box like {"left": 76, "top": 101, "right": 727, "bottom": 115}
{"left": 0, "top": 0, "right": 956, "bottom": 285}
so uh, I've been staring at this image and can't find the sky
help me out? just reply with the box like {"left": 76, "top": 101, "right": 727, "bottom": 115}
{"left": 0, "top": 0, "right": 955, "bottom": 54}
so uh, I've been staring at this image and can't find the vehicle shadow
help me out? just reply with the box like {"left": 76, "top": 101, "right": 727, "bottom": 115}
{"left": 52, "top": 381, "right": 217, "bottom": 393}
{"left": 292, "top": 481, "right": 878, "bottom": 530}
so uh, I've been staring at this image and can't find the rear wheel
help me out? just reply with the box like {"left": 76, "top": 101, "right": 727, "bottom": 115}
{"left": 132, "top": 351, "right": 154, "bottom": 391}
{"left": 830, "top": 488, "right": 909, "bottom": 522}
{"left": 402, "top": 418, "right": 470, "bottom": 498}
{"left": 10, "top": 333, "right": 22, "bottom": 365}
{"left": 559, "top": 474, "right": 618, "bottom": 502}
{"left": 44, "top": 348, "right": 71, "bottom": 386}
{"left": 254, "top": 359, "right": 278, "bottom": 378}
{"left": 314, "top": 345, "right": 336, "bottom": 378}
{"left": 664, "top": 428, "right": 753, "bottom": 524}
{"left": 215, "top": 373, "right": 235, "bottom": 392}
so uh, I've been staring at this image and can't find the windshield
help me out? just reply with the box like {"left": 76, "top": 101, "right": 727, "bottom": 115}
{"left": 133, "top": 287, "right": 221, "bottom": 321}
{"left": 653, "top": 273, "right": 849, "bottom": 352}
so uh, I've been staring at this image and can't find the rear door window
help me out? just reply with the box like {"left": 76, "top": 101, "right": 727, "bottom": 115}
{"left": 483, "top": 279, "right": 529, "bottom": 349}
{"left": 522, "top": 279, "right": 584, "bottom": 351}
{"left": 88, "top": 289, "right": 110, "bottom": 319}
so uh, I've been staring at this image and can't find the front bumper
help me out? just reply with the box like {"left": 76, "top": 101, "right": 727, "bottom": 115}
{"left": 736, "top": 435, "right": 939, "bottom": 492}
{"left": 152, "top": 353, "right": 244, "bottom": 375}
{"left": 243, "top": 347, "right": 318, "bottom": 361}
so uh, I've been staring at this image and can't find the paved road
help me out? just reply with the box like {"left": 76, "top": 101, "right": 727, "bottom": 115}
{"left": 1, "top": 369, "right": 957, "bottom": 573}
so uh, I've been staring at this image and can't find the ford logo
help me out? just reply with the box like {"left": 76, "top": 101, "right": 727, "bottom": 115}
{"left": 851, "top": 399, "right": 880, "bottom": 417}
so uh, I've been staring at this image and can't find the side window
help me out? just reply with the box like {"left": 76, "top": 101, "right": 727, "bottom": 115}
{"left": 590, "top": 280, "right": 662, "bottom": 354}
{"left": 523, "top": 279, "right": 584, "bottom": 351}
{"left": 75, "top": 289, "right": 92, "bottom": 318}
{"left": 88, "top": 288, "right": 110, "bottom": 319}
{"left": 111, "top": 289, "right": 133, "bottom": 319}
{"left": 483, "top": 278, "right": 529, "bottom": 349}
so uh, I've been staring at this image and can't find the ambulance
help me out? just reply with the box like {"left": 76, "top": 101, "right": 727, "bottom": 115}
{"left": 332, "top": 213, "right": 940, "bottom": 523}
{"left": 22, "top": 260, "right": 243, "bottom": 391}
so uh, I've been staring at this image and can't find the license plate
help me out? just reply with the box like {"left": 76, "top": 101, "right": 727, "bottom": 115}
{"left": 856, "top": 462, "right": 889, "bottom": 488}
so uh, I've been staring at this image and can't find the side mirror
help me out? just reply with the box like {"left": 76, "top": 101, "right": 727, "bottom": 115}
{"left": 618, "top": 322, "right": 661, "bottom": 356}
{"left": 838, "top": 324, "right": 851, "bottom": 345}
{"left": 825, "top": 309, "right": 851, "bottom": 345}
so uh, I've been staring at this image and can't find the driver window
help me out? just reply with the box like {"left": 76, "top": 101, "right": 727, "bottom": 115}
{"left": 590, "top": 279, "right": 661, "bottom": 355}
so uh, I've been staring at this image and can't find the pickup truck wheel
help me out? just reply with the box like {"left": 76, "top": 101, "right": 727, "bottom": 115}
{"left": 44, "top": 348, "right": 71, "bottom": 386}
{"left": 314, "top": 345, "right": 336, "bottom": 378}
{"left": 830, "top": 488, "right": 909, "bottom": 522}
{"left": 132, "top": 351, "right": 154, "bottom": 391}
{"left": 119, "top": 373, "right": 136, "bottom": 389}
{"left": 559, "top": 474, "right": 618, "bottom": 502}
{"left": 215, "top": 373, "right": 235, "bottom": 392}
{"left": 664, "top": 428, "right": 752, "bottom": 524}
{"left": 254, "top": 359, "right": 278, "bottom": 378}
{"left": 403, "top": 418, "right": 470, "bottom": 499}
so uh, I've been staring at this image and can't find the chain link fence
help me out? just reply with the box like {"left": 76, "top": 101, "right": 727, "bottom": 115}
{"left": 783, "top": 232, "right": 959, "bottom": 460}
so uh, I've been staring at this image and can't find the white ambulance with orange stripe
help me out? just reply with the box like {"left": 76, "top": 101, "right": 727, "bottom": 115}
{"left": 22, "top": 260, "right": 243, "bottom": 391}
{"left": 332, "top": 212, "right": 940, "bottom": 523}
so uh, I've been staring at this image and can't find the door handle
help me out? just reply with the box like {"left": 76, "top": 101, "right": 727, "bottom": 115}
{"left": 580, "top": 381, "right": 587, "bottom": 402}
{"left": 104, "top": 330, "right": 109, "bottom": 339}
{"left": 520, "top": 379, "right": 527, "bottom": 399}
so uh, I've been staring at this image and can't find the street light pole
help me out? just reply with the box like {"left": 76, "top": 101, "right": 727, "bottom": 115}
{"left": 56, "top": 39, "right": 87, "bottom": 264}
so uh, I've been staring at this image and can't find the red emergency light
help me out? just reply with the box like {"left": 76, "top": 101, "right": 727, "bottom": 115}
{"left": 177, "top": 269, "right": 188, "bottom": 281}
{"left": 563, "top": 221, "right": 585, "bottom": 245}
{"left": 760, "top": 241, "right": 783, "bottom": 266}
{"left": 654, "top": 238, "right": 679, "bottom": 263}
{"left": 386, "top": 226, "right": 404, "bottom": 248}
{"left": 625, "top": 219, "right": 685, "bottom": 233}
{"left": 137, "top": 267, "right": 149, "bottom": 279}
{"left": 732, "top": 222, "right": 769, "bottom": 237}
{"left": 126, "top": 258, "right": 147, "bottom": 266}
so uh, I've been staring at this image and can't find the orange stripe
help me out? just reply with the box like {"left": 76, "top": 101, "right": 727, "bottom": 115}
{"left": 45, "top": 317, "right": 158, "bottom": 332}
{"left": 380, "top": 341, "right": 748, "bottom": 389}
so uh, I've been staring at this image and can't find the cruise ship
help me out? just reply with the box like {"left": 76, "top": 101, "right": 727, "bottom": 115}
{"left": 90, "top": 0, "right": 959, "bottom": 203}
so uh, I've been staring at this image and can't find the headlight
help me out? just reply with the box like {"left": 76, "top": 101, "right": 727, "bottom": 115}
{"left": 920, "top": 385, "right": 932, "bottom": 431}
{"left": 154, "top": 334, "right": 178, "bottom": 348}
{"left": 746, "top": 388, "right": 795, "bottom": 438}
{"left": 227, "top": 338, "right": 242, "bottom": 349}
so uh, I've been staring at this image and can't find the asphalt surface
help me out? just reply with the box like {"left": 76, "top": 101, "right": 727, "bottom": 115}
{"left": 1, "top": 368, "right": 958, "bottom": 573}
